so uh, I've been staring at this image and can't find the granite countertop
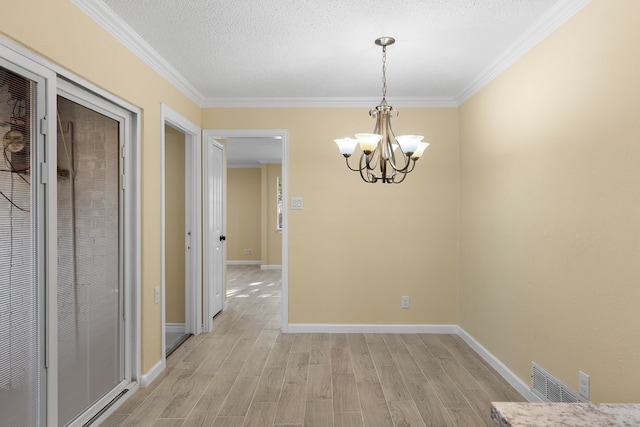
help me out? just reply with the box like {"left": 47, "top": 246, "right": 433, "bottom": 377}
{"left": 491, "top": 402, "right": 640, "bottom": 427}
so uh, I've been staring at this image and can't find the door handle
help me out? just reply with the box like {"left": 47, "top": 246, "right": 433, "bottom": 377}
{"left": 219, "top": 235, "right": 226, "bottom": 241}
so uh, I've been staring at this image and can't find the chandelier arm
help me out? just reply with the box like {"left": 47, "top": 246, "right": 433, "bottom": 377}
{"left": 405, "top": 159, "right": 417, "bottom": 173}
{"left": 344, "top": 156, "right": 364, "bottom": 172}
{"left": 388, "top": 154, "right": 411, "bottom": 172}
{"left": 364, "top": 148, "right": 381, "bottom": 171}
{"left": 390, "top": 167, "right": 411, "bottom": 184}
{"left": 358, "top": 153, "right": 371, "bottom": 174}
{"left": 384, "top": 114, "right": 411, "bottom": 172}
{"left": 360, "top": 162, "right": 378, "bottom": 183}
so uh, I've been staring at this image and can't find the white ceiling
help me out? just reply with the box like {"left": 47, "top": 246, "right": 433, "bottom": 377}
{"left": 225, "top": 137, "right": 282, "bottom": 168}
{"left": 79, "top": 0, "right": 590, "bottom": 165}
{"left": 86, "top": 0, "right": 589, "bottom": 107}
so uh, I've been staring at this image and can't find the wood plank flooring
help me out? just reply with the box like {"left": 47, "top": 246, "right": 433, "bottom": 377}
{"left": 103, "top": 265, "right": 524, "bottom": 427}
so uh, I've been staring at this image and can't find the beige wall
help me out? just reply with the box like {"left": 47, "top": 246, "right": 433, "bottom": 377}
{"left": 227, "top": 168, "right": 262, "bottom": 261}
{"left": 459, "top": 0, "right": 640, "bottom": 403}
{"left": 2, "top": 0, "right": 201, "bottom": 372}
{"left": 203, "top": 108, "right": 460, "bottom": 325}
{"left": 261, "top": 163, "right": 283, "bottom": 267}
{"left": 165, "top": 126, "right": 186, "bottom": 324}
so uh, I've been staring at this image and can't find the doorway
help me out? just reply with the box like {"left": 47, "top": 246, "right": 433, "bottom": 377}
{"left": 203, "top": 129, "right": 289, "bottom": 330}
{"left": 161, "top": 105, "right": 202, "bottom": 359}
{"left": 164, "top": 125, "right": 190, "bottom": 356}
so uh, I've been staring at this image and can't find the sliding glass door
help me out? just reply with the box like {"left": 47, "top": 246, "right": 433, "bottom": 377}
{"left": 1, "top": 40, "right": 138, "bottom": 427}
{"left": 56, "top": 93, "right": 127, "bottom": 426}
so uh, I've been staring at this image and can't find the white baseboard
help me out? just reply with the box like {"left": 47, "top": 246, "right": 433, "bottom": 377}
{"left": 284, "top": 324, "right": 458, "bottom": 334}
{"left": 139, "top": 359, "right": 165, "bottom": 387}
{"left": 227, "top": 260, "right": 261, "bottom": 265}
{"left": 456, "top": 327, "right": 539, "bottom": 402}
{"left": 166, "top": 323, "right": 185, "bottom": 333}
{"left": 260, "top": 265, "right": 282, "bottom": 270}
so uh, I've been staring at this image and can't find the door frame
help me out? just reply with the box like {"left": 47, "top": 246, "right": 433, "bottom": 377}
{"left": 160, "top": 104, "right": 202, "bottom": 358}
{"left": 203, "top": 129, "right": 289, "bottom": 331}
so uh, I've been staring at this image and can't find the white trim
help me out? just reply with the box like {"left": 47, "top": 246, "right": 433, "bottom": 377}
{"left": 71, "top": 0, "right": 204, "bottom": 107}
{"left": 165, "top": 323, "right": 186, "bottom": 334}
{"left": 227, "top": 260, "right": 262, "bottom": 265}
{"left": 285, "top": 324, "right": 458, "bottom": 334}
{"left": 456, "top": 327, "right": 540, "bottom": 402}
{"left": 132, "top": 106, "right": 142, "bottom": 388}
{"left": 456, "top": 0, "right": 592, "bottom": 104}
{"left": 139, "top": 360, "right": 165, "bottom": 387}
{"left": 201, "top": 96, "right": 459, "bottom": 109}
{"left": 260, "top": 265, "right": 282, "bottom": 270}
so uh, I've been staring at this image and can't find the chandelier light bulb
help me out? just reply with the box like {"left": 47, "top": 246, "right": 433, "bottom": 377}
{"left": 411, "top": 142, "right": 430, "bottom": 160}
{"left": 395, "top": 135, "right": 424, "bottom": 155}
{"left": 355, "top": 133, "right": 382, "bottom": 154}
{"left": 334, "top": 138, "right": 359, "bottom": 157}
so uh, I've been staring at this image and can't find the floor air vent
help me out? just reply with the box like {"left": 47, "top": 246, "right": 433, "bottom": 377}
{"left": 531, "top": 362, "right": 587, "bottom": 403}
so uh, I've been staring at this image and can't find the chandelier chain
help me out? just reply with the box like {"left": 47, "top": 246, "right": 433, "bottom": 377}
{"left": 381, "top": 46, "right": 387, "bottom": 101}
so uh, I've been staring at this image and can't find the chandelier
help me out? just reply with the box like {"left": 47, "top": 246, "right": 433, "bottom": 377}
{"left": 334, "top": 37, "right": 428, "bottom": 184}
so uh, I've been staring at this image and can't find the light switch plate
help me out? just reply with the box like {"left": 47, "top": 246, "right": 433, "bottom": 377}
{"left": 291, "top": 197, "right": 304, "bottom": 210}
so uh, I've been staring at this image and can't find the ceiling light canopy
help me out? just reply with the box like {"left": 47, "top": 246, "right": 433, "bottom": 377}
{"left": 334, "top": 37, "right": 429, "bottom": 184}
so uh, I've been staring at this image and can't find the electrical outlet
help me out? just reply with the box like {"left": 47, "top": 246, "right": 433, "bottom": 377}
{"left": 243, "top": 249, "right": 248, "bottom": 255}
{"left": 401, "top": 296, "right": 410, "bottom": 309}
{"left": 154, "top": 286, "right": 160, "bottom": 304}
{"left": 578, "top": 371, "right": 590, "bottom": 400}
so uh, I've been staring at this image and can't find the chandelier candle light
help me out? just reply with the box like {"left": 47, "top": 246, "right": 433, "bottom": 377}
{"left": 334, "top": 37, "right": 429, "bottom": 184}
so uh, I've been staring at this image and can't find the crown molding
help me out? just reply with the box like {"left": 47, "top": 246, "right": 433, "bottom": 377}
{"left": 74, "top": 0, "right": 590, "bottom": 110}
{"left": 72, "top": 0, "right": 205, "bottom": 106}
{"left": 456, "top": 0, "right": 592, "bottom": 105}
{"left": 201, "top": 96, "right": 459, "bottom": 109}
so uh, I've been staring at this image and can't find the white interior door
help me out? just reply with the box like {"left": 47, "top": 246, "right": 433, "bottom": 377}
{"left": 203, "top": 136, "right": 224, "bottom": 330}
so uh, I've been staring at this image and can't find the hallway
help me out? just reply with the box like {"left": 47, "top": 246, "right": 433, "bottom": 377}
{"left": 104, "top": 265, "right": 523, "bottom": 426}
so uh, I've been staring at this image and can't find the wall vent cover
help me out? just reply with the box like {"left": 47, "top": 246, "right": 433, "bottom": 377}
{"left": 531, "top": 362, "right": 587, "bottom": 403}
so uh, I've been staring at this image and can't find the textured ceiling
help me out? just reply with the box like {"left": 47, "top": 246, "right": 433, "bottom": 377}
{"left": 95, "top": 0, "right": 584, "bottom": 106}
{"left": 226, "top": 137, "right": 282, "bottom": 168}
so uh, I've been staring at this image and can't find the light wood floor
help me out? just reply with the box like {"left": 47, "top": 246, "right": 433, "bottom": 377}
{"left": 103, "top": 265, "right": 524, "bottom": 427}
